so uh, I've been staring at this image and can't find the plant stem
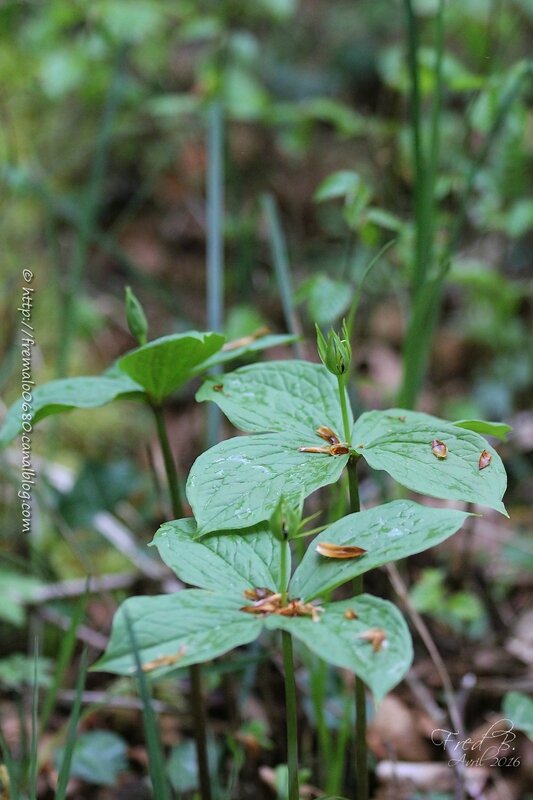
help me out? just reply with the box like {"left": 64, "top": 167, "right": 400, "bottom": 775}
{"left": 206, "top": 99, "right": 224, "bottom": 446}
{"left": 151, "top": 404, "right": 184, "bottom": 519}
{"left": 348, "top": 458, "right": 367, "bottom": 800}
{"left": 282, "top": 631, "right": 300, "bottom": 800}
{"left": 279, "top": 530, "right": 299, "bottom": 799}
{"left": 261, "top": 193, "right": 305, "bottom": 358}
{"left": 337, "top": 376, "right": 352, "bottom": 445}
{"left": 151, "top": 404, "right": 211, "bottom": 800}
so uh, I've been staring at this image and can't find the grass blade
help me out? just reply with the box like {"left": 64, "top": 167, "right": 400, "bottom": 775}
{"left": 123, "top": 608, "right": 172, "bottom": 800}
{"left": 55, "top": 648, "right": 89, "bottom": 800}
{"left": 261, "top": 193, "right": 305, "bottom": 358}
{"left": 39, "top": 583, "right": 88, "bottom": 736}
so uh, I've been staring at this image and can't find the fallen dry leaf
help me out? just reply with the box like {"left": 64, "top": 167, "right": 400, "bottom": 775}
{"left": 316, "top": 542, "right": 367, "bottom": 559}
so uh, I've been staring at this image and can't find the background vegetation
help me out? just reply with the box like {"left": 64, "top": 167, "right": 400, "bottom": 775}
{"left": 1, "top": 0, "right": 532, "bottom": 798}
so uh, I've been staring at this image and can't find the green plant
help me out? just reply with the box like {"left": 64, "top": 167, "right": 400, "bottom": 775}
{"left": 79, "top": 324, "right": 505, "bottom": 799}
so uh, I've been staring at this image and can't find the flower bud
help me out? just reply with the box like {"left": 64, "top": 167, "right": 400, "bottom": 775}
{"left": 269, "top": 494, "right": 303, "bottom": 541}
{"left": 125, "top": 286, "right": 148, "bottom": 346}
{"left": 316, "top": 320, "right": 352, "bottom": 377}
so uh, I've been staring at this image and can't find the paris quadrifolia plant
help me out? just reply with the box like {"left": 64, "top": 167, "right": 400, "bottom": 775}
{"left": 2, "top": 301, "right": 509, "bottom": 800}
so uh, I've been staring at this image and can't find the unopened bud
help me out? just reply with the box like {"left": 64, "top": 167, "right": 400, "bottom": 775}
{"left": 270, "top": 494, "right": 303, "bottom": 541}
{"left": 316, "top": 320, "right": 352, "bottom": 377}
{"left": 125, "top": 286, "right": 148, "bottom": 346}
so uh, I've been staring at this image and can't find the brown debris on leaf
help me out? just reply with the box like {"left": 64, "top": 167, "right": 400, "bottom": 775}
{"left": 344, "top": 608, "right": 358, "bottom": 620}
{"left": 358, "top": 627, "right": 387, "bottom": 653}
{"left": 316, "top": 425, "right": 340, "bottom": 444}
{"left": 244, "top": 587, "right": 276, "bottom": 601}
{"left": 277, "top": 599, "right": 324, "bottom": 622}
{"left": 431, "top": 439, "right": 448, "bottom": 459}
{"left": 299, "top": 427, "right": 350, "bottom": 457}
{"left": 240, "top": 589, "right": 323, "bottom": 621}
{"left": 141, "top": 646, "right": 188, "bottom": 672}
{"left": 316, "top": 541, "right": 367, "bottom": 559}
{"left": 479, "top": 449, "right": 492, "bottom": 470}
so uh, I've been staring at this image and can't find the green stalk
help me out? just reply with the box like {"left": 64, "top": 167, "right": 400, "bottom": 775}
{"left": 151, "top": 404, "right": 211, "bottom": 800}
{"left": 348, "top": 459, "right": 366, "bottom": 800}
{"left": 282, "top": 632, "right": 299, "bottom": 800}
{"left": 28, "top": 640, "right": 39, "bottom": 800}
{"left": 151, "top": 404, "right": 184, "bottom": 519}
{"left": 56, "top": 46, "right": 125, "bottom": 378}
{"left": 279, "top": 531, "right": 299, "bottom": 800}
{"left": 206, "top": 99, "right": 224, "bottom": 446}
{"left": 55, "top": 649, "right": 89, "bottom": 800}
{"left": 261, "top": 193, "right": 305, "bottom": 359}
{"left": 337, "top": 376, "right": 352, "bottom": 445}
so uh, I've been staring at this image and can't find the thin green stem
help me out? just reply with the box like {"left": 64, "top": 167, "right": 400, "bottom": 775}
{"left": 151, "top": 404, "right": 211, "bottom": 800}
{"left": 282, "top": 631, "right": 300, "bottom": 800}
{"left": 151, "top": 404, "right": 184, "bottom": 519}
{"left": 261, "top": 193, "right": 305, "bottom": 359}
{"left": 337, "top": 376, "right": 352, "bottom": 445}
{"left": 279, "top": 531, "right": 299, "bottom": 799}
{"left": 347, "top": 458, "right": 367, "bottom": 800}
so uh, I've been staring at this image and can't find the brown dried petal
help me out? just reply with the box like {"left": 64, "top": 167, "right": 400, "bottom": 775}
{"left": 142, "top": 646, "right": 187, "bottom": 672}
{"left": 478, "top": 449, "right": 492, "bottom": 470}
{"left": 329, "top": 443, "right": 350, "bottom": 456}
{"left": 316, "top": 425, "right": 340, "bottom": 444}
{"left": 244, "top": 587, "right": 275, "bottom": 601}
{"left": 344, "top": 608, "right": 358, "bottom": 620}
{"left": 316, "top": 542, "right": 367, "bottom": 559}
{"left": 298, "top": 445, "right": 331, "bottom": 454}
{"left": 358, "top": 628, "right": 387, "bottom": 653}
{"left": 431, "top": 439, "right": 448, "bottom": 459}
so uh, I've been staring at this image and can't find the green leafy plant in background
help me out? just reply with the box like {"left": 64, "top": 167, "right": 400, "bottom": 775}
{"left": 0, "top": 291, "right": 294, "bottom": 799}
{"left": 87, "top": 321, "right": 507, "bottom": 800}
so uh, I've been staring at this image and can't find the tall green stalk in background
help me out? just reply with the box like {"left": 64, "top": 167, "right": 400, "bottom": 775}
{"left": 398, "top": 1, "right": 530, "bottom": 409}
{"left": 398, "top": 0, "right": 445, "bottom": 409}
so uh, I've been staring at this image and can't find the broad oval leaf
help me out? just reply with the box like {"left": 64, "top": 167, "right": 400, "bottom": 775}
{"left": 266, "top": 595, "right": 413, "bottom": 701}
{"left": 187, "top": 433, "right": 348, "bottom": 534}
{"left": 0, "top": 375, "right": 143, "bottom": 448}
{"left": 117, "top": 331, "right": 225, "bottom": 402}
{"left": 93, "top": 590, "right": 261, "bottom": 676}
{"left": 152, "top": 518, "right": 281, "bottom": 596}
{"left": 352, "top": 410, "right": 507, "bottom": 515}
{"left": 290, "top": 501, "right": 470, "bottom": 601}
{"left": 502, "top": 691, "right": 533, "bottom": 741}
{"left": 196, "top": 361, "right": 351, "bottom": 437}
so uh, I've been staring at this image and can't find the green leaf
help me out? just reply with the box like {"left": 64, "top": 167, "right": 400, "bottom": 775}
{"left": 55, "top": 731, "right": 127, "bottom": 786}
{"left": 94, "top": 590, "right": 261, "bottom": 675}
{"left": 502, "top": 691, "right": 533, "bottom": 741}
{"left": 290, "top": 501, "right": 469, "bottom": 601}
{"left": 453, "top": 419, "right": 512, "bottom": 441}
{"left": 352, "top": 410, "right": 507, "bottom": 515}
{"left": 196, "top": 361, "right": 351, "bottom": 437}
{"left": 187, "top": 433, "right": 348, "bottom": 534}
{"left": 152, "top": 519, "right": 281, "bottom": 596}
{"left": 0, "top": 654, "right": 53, "bottom": 690}
{"left": 117, "top": 331, "right": 225, "bottom": 402}
{"left": 0, "top": 375, "right": 143, "bottom": 448}
{"left": 266, "top": 595, "right": 412, "bottom": 701}
{"left": 304, "top": 275, "right": 352, "bottom": 328}
{"left": 314, "top": 170, "right": 361, "bottom": 202}
{"left": 195, "top": 333, "right": 297, "bottom": 372}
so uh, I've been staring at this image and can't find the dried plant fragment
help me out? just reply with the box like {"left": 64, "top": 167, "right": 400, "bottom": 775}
{"left": 344, "top": 608, "right": 358, "bottom": 620}
{"left": 316, "top": 425, "right": 340, "bottom": 445}
{"left": 213, "top": 384, "right": 224, "bottom": 392}
{"left": 431, "top": 439, "right": 448, "bottom": 459}
{"left": 298, "top": 445, "right": 331, "bottom": 454}
{"left": 478, "top": 449, "right": 492, "bottom": 470}
{"left": 240, "top": 592, "right": 282, "bottom": 615}
{"left": 316, "top": 542, "right": 367, "bottom": 559}
{"left": 358, "top": 628, "right": 387, "bottom": 653}
{"left": 329, "top": 443, "right": 350, "bottom": 456}
{"left": 244, "top": 587, "right": 275, "bottom": 601}
{"left": 222, "top": 326, "right": 270, "bottom": 351}
{"left": 141, "top": 646, "right": 188, "bottom": 672}
{"left": 277, "top": 599, "right": 324, "bottom": 622}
